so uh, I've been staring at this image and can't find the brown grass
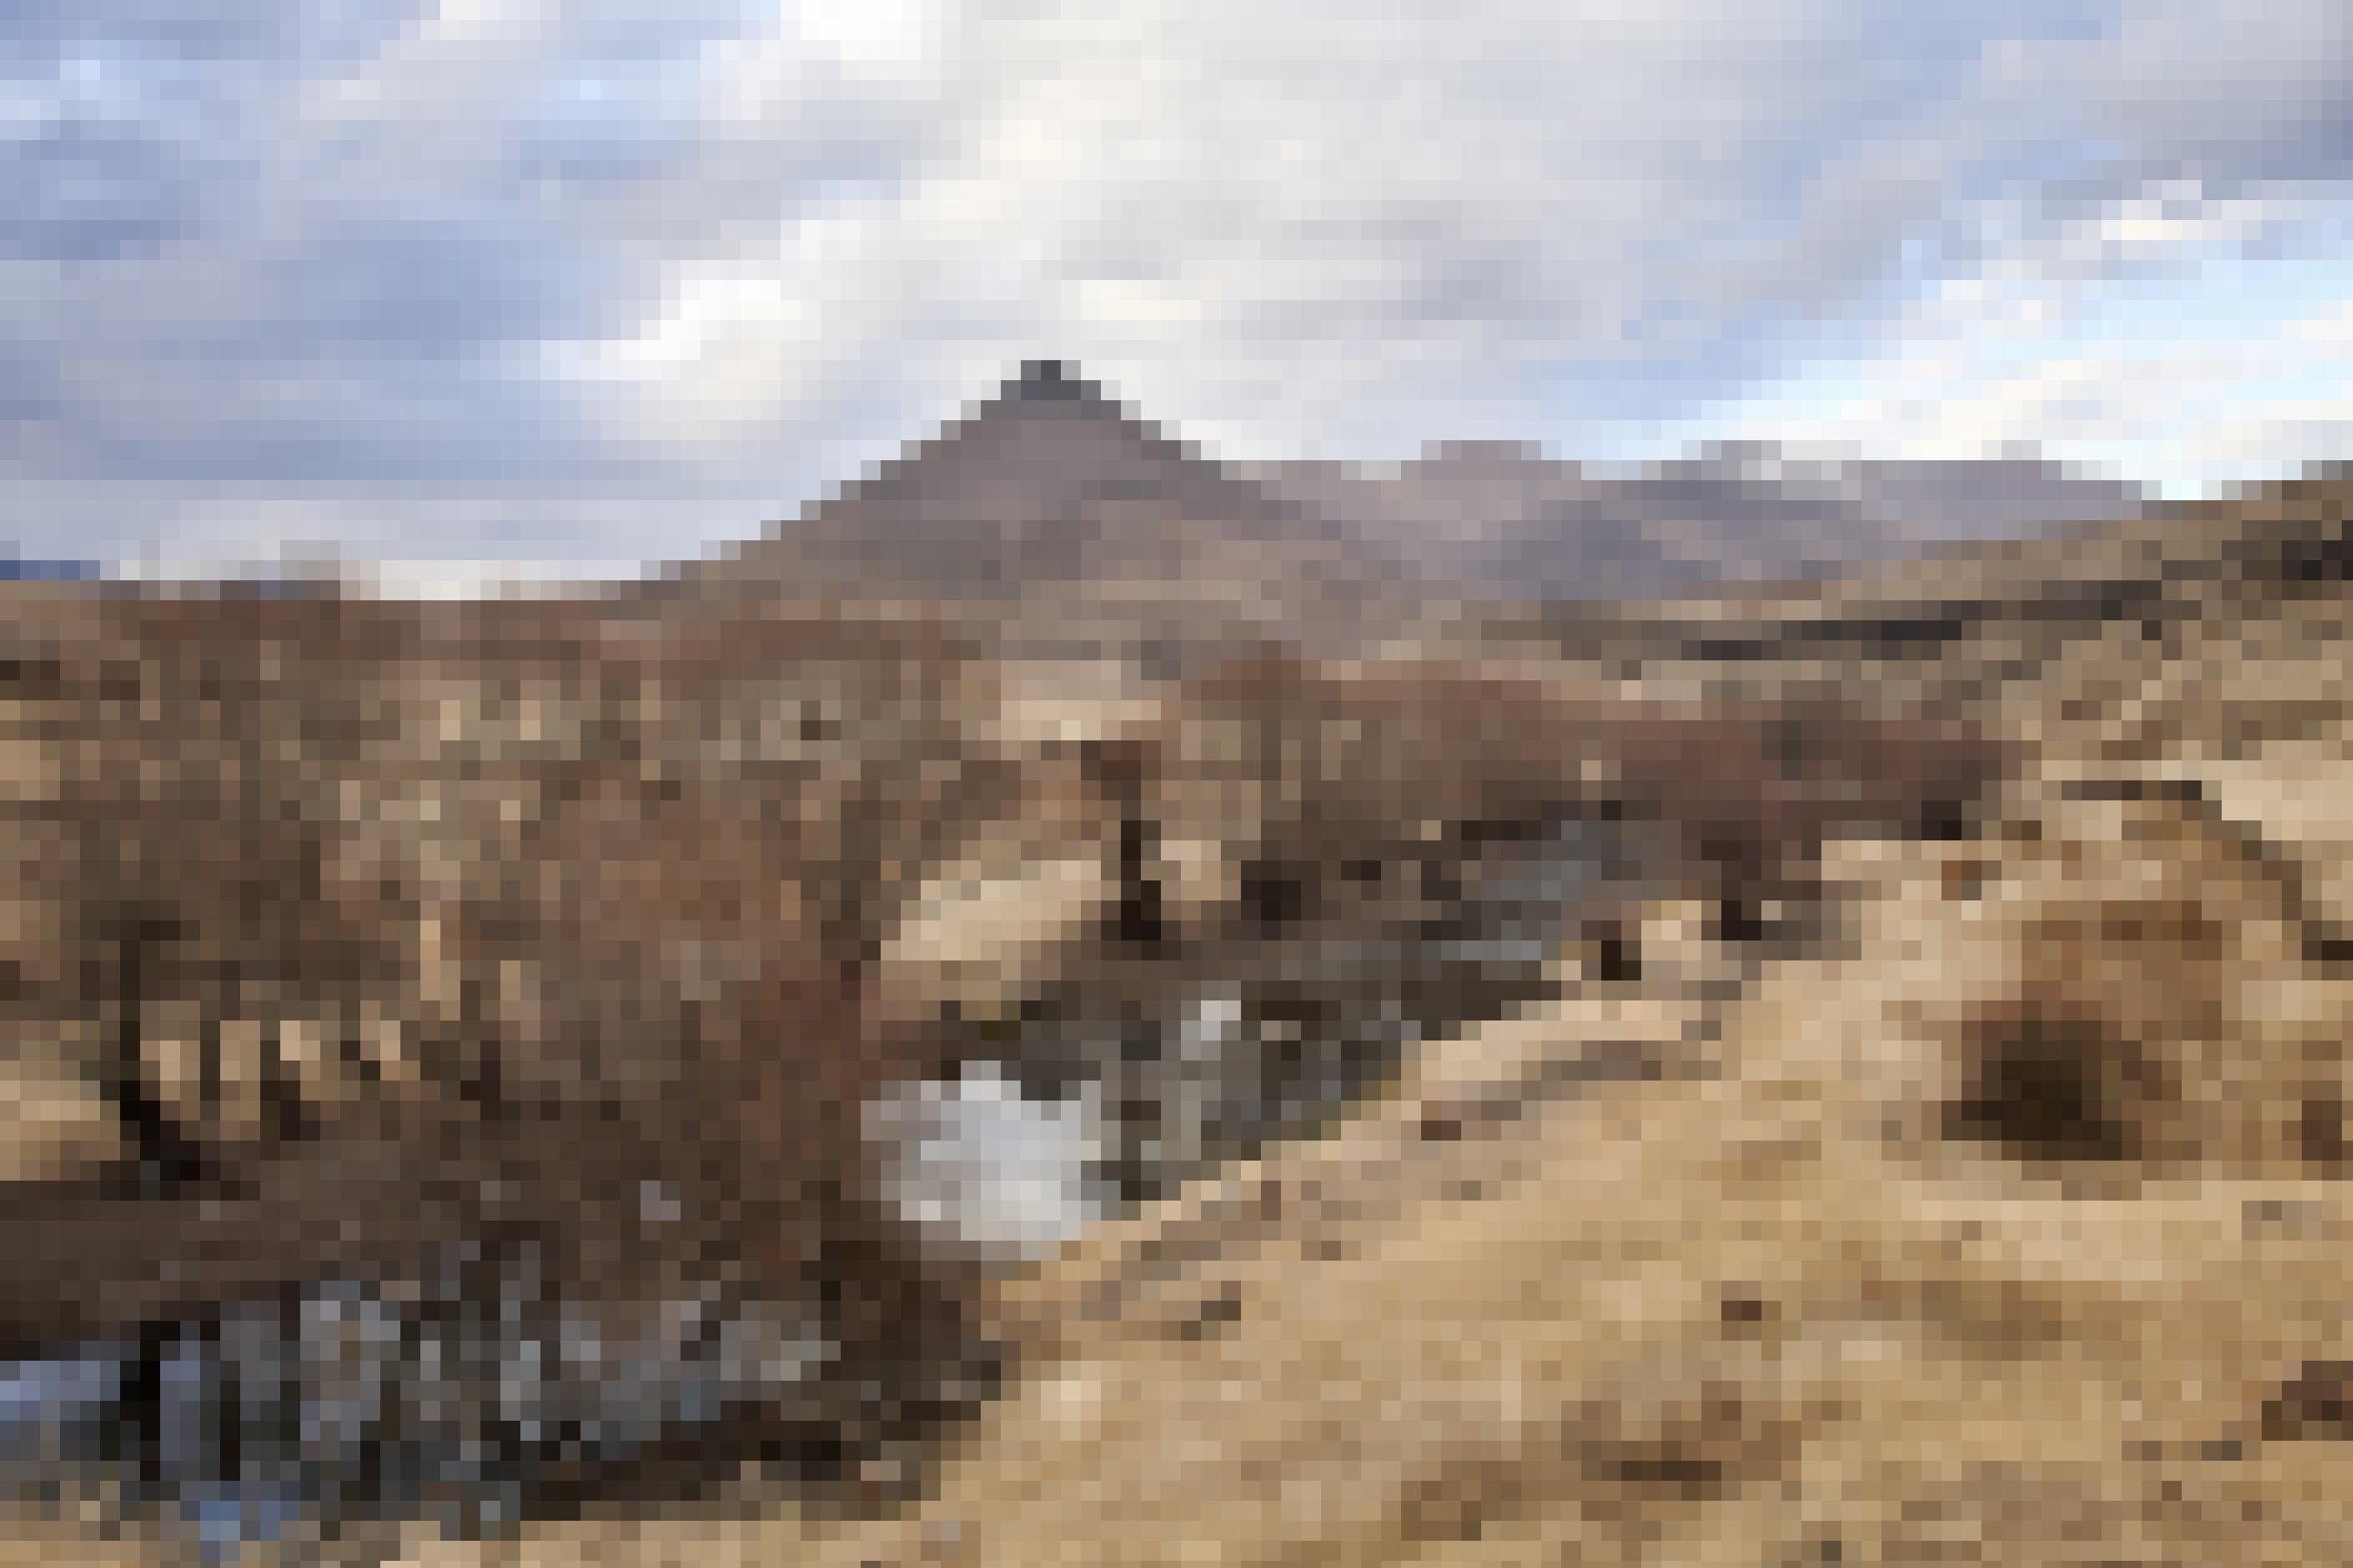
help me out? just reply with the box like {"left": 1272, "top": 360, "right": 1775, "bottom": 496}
{"left": 381, "top": 765, "right": 2353, "bottom": 1566}
{"left": 7, "top": 531, "right": 2353, "bottom": 1563}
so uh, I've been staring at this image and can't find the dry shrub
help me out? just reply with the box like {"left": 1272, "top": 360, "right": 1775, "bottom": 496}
{"left": 1134, "top": 654, "right": 2009, "bottom": 959}
{"left": 6, "top": 589, "right": 2338, "bottom": 1564}
{"left": 0, "top": 592, "right": 997, "bottom": 1437}
{"left": 404, "top": 774, "right": 2353, "bottom": 1567}
{"left": 1837, "top": 785, "right": 2353, "bottom": 1187}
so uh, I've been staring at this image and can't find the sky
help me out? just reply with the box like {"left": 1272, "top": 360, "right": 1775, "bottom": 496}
{"left": 2, "top": 0, "right": 2348, "bottom": 579}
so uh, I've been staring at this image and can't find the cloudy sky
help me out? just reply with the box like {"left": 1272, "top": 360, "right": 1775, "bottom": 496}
{"left": 3, "top": 1, "right": 2348, "bottom": 576}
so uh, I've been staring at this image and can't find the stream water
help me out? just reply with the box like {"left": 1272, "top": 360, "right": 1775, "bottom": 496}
{"left": 0, "top": 820, "right": 1624, "bottom": 1561}
{"left": 2, "top": 1245, "right": 831, "bottom": 1558}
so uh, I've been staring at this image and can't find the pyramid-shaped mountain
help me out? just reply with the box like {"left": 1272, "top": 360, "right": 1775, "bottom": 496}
{"left": 670, "top": 361, "right": 1425, "bottom": 664}
{"left": 701, "top": 361, "right": 1377, "bottom": 601}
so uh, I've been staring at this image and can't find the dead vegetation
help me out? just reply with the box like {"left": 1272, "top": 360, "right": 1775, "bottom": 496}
{"left": 6, "top": 477, "right": 2353, "bottom": 1564}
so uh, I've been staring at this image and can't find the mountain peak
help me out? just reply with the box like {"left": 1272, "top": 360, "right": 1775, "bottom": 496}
{"left": 1005, "top": 358, "right": 1102, "bottom": 404}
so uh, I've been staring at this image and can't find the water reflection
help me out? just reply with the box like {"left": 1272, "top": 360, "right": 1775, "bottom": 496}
{"left": 2, "top": 1247, "right": 831, "bottom": 1558}
{"left": 0, "top": 820, "right": 1622, "bottom": 1558}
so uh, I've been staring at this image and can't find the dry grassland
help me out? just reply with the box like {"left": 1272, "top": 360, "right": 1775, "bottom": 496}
{"left": 9, "top": 487, "right": 2353, "bottom": 1564}
{"left": 387, "top": 779, "right": 2353, "bottom": 1565}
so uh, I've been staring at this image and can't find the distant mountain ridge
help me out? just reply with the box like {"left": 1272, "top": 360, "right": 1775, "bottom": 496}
{"left": 1244, "top": 441, "right": 2153, "bottom": 601}
{"left": 664, "top": 361, "right": 2159, "bottom": 657}
{"left": 0, "top": 558, "right": 95, "bottom": 583}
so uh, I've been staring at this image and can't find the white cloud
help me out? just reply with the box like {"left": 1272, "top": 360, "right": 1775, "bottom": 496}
{"left": 1675, "top": 214, "right": 2353, "bottom": 493}
{"left": 6, "top": 0, "right": 2351, "bottom": 565}
{"left": 561, "top": 1, "right": 2353, "bottom": 475}
{"left": 2299, "top": 299, "right": 2353, "bottom": 349}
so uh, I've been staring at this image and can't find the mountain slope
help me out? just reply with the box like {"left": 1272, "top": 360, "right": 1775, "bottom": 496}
{"left": 668, "top": 362, "right": 1420, "bottom": 664}
{"left": 1248, "top": 442, "right": 2152, "bottom": 603}
{"left": 665, "top": 366, "right": 2156, "bottom": 664}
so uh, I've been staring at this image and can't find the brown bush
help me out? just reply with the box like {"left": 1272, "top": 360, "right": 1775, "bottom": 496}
{"left": 0, "top": 589, "right": 991, "bottom": 1416}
